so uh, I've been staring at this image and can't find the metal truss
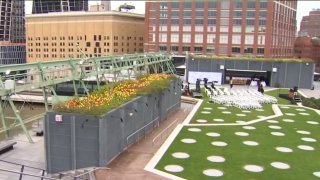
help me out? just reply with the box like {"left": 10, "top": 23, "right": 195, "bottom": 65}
{"left": 0, "top": 52, "right": 175, "bottom": 142}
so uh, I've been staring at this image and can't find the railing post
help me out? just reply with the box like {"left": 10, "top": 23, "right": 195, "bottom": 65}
{"left": 19, "top": 165, "right": 24, "bottom": 180}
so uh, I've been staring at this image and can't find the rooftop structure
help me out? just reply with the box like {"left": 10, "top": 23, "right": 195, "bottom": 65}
{"left": 0, "top": 0, "right": 26, "bottom": 65}
{"left": 32, "top": 0, "right": 88, "bottom": 14}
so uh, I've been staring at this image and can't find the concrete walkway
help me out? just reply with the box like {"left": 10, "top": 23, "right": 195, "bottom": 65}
{"left": 95, "top": 102, "right": 193, "bottom": 180}
{"left": 0, "top": 102, "right": 193, "bottom": 180}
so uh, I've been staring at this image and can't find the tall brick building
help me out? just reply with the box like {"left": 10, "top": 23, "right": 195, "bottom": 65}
{"left": 299, "top": 9, "right": 320, "bottom": 38}
{"left": 145, "top": 0, "right": 297, "bottom": 58}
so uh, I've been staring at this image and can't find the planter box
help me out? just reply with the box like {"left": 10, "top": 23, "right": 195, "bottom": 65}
{"left": 44, "top": 80, "right": 181, "bottom": 173}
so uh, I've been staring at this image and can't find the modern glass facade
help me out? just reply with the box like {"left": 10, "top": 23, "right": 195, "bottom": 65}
{"left": 32, "top": 0, "right": 88, "bottom": 14}
{"left": 145, "top": 0, "right": 297, "bottom": 58}
{"left": 0, "top": 0, "right": 25, "bottom": 65}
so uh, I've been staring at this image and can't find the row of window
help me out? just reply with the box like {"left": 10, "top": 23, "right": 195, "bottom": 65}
{"left": 155, "top": 1, "right": 268, "bottom": 10}
{"left": 154, "top": 26, "right": 266, "bottom": 35}
{"left": 28, "top": 36, "right": 144, "bottom": 42}
{"left": 152, "top": 33, "right": 265, "bottom": 45}
{"left": 157, "top": 10, "right": 267, "bottom": 18}
{"left": 155, "top": 18, "right": 266, "bottom": 26}
{"left": 27, "top": 48, "right": 144, "bottom": 59}
{"left": 157, "top": 45, "right": 265, "bottom": 54}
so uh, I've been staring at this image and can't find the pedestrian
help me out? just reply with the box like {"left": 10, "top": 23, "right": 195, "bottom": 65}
{"left": 260, "top": 83, "right": 264, "bottom": 94}
{"left": 230, "top": 77, "right": 233, "bottom": 89}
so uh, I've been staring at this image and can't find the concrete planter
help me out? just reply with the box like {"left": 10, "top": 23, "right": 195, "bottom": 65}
{"left": 44, "top": 80, "right": 181, "bottom": 173}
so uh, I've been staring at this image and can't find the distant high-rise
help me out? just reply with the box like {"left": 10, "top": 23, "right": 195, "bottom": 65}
{"left": 101, "top": 1, "right": 111, "bottom": 11}
{"left": 0, "top": 0, "right": 26, "bottom": 65}
{"left": 145, "top": 0, "right": 297, "bottom": 58}
{"left": 32, "top": 0, "right": 88, "bottom": 14}
{"left": 299, "top": 9, "right": 320, "bottom": 38}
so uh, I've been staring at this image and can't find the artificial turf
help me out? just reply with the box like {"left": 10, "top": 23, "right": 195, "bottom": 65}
{"left": 154, "top": 89, "right": 320, "bottom": 179}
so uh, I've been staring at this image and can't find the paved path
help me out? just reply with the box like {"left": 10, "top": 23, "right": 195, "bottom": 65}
{"left": 95, "top": 103, "right": 193, "bottom": 180}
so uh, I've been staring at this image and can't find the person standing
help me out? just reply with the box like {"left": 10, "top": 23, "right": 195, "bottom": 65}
{"left": 230, "top": 77, "right": 233, "bottom": 89}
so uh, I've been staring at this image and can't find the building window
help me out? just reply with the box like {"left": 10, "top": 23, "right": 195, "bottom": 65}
{"left": 234, "top": 1, "right": 242, "bottom": 8}
{"left": 171, "top": 2, "right": 179, "bottom": 9}
{"left": 183, "top": 26, "right": 191, "bottom": 32}
{"left": 195, "top": 19, "right": 204, "bottom": 25}
{"left": 194, "top": 47, "right": 203, "bottom": 52}
{"left": 208, "top": 19, "right": 216, "bottom": 25}
{"left": 207, "top": 26, "right": 216, "bottom": 32}
{"left": 159, "top": 33, "right": 167, "bottom": 42}
{"left": 259, "top": 20, "right": 266, "bottom": 26}
{"left": 171, "top": 11, "right": 179, "bottom": 17}
{"left": 220, "top": 26, "right": 229, "bottom": 32}
{"left": 183, "top": 19, "right": 191, "bottom": 25}
{"left": 184, "top": 1, "right": 192, "bottom": 9}
{"left": 219, "top": 34, "right": 228, "bottom": 44}
{"left": 259, "top": 11, "right": 267, "bottom": 18}
{"left": 221, "top": 10, "right": 229, "bottom": 18}
{"left": 208, "top": 11, "right": 216, "bottom": 17}
{"left": 260, "top": 2, "right": 268, "bottom": 9}
{"left": 245, "top": 35, "right": 254, "bottom": 45}
{"left": 233, "top": 26, "right": 241, "bottom": 32}
{"left": 183, "top": 34, "right": 191, "bottom": 43}
{"left": 232, "top": 35, "right": 241, "bottom": 44}
{"left": 184, "top": 11, "right": 191, "bottom": 17}
{"left": 195, "top": 26, "right": 203, "bottom": 32}
{"left": 208, "top": 1, "right": 216, "bottom": 8}
{"left": 195, "top": 34, "right": 203, "bottom": 43}
{"left": 220, "top": 18, "right": 229, "bottom": 26}
{"left": 258, "top": 35, "right": 265, "bottom": 45}
{"left": 219, "top": 46, "right": 228, "bottom": 54}
{"left": 195, "top": 1, "right": 203, "bottom": 8}
{"left": 159, "top": 26, "right": 167, "bottom": 32}
{"left": 246, "top": 11, "right": 255, "bottom": 17}
{"left": 195, "top": 11, "right": 204, "bottom": 17}
{"left": 221, "top": 1, "right": 230, "bottom": 9}
{"left": 233, "top": 19, "right": 242, "bottom": 26}
{"left": 171, "top": 26, "right": 179, "bottom": 31}
{"left": 182, "top": 46, "right": 190, "bottom": 51}
{"left": 171, "top": 34, "right": 179, "bottom": 43}
{"left": 244, "top": 47, "right": 253, "bottom": 53}
{"left": 258, "top": 48, "right": 265, "bottom": 54}
{"left": 159, "top": 45, "right": 167, "bottom": 51}
{"left": 246, "top": 19, "right": 255, "bottom": 25}
{"left": 232, "top": 47, "right": 241, "bottom": 53}
{"left": 171, "top": 46, "right": 179, "bottom": 52}
{"left": 207, "top": 34, "right": 216, "bottom": 44}
{"left": 171, "top": 19, "right": 179, "bottom": 25}
{"left": 245, "top": 26, "right": 255, "bottom": 33}
{"left": 247, "top": 0, "right": 256, "bottom": 8}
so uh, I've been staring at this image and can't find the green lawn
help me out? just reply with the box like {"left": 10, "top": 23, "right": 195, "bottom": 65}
{"left": 153, "top": 89, "right": 320, "bottom": 179}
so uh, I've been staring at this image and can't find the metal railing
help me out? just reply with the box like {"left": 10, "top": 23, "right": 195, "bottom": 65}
{"left": 152, "top": 118, "right": 179, "bottom": 145}
{"left": 0, "top": 159, "right": 50, "bottom": 180}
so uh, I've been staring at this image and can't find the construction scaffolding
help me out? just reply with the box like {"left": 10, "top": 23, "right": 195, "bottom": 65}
{"left": 0, "top": 52, "right": 176, "bottom": 142}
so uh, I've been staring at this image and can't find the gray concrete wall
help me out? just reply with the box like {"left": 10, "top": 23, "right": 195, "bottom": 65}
{"left": 45, "top": 79, "right": 181, "bottom": 173}
{"left": 187, "top": 58, "right": 315, "bottom": 89}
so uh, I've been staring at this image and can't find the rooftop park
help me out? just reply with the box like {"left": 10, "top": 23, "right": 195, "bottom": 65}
{"left": 147, "top": 88, "right": 320, "bottom": 179}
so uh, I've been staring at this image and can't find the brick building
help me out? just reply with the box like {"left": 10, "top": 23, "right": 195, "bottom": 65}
{"left": 294, "top": 36, "right": 320, "bottom": 72}
{"left": 299, "top": 9, "right": 320, "bottom": 38}
{"left": 26, "top": 11, "right": 145, "bottom": 63}
{"left": 145, "top": 0, "right": 297, "bottom": 58}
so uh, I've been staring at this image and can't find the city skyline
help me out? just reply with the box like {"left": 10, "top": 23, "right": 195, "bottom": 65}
{"left": 24, "top": 1, "right": 320, "bottom": 31}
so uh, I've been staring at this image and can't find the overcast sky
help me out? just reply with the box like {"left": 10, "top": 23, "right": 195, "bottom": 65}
{"left": 25, "top": 1, "right": 320, "bottom": 31}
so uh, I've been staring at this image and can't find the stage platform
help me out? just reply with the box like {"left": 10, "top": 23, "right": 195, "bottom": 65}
{"left": 193, "top": 92, "right": 203, "bottom": 98}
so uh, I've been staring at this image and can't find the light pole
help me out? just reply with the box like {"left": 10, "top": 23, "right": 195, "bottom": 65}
{"left": 185, "top": 51, "right": 189, "bottom": 84}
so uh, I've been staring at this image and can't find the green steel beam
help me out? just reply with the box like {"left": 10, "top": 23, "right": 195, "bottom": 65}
{"left": 0, "top": 52, "right": 175, "bottom": 142}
